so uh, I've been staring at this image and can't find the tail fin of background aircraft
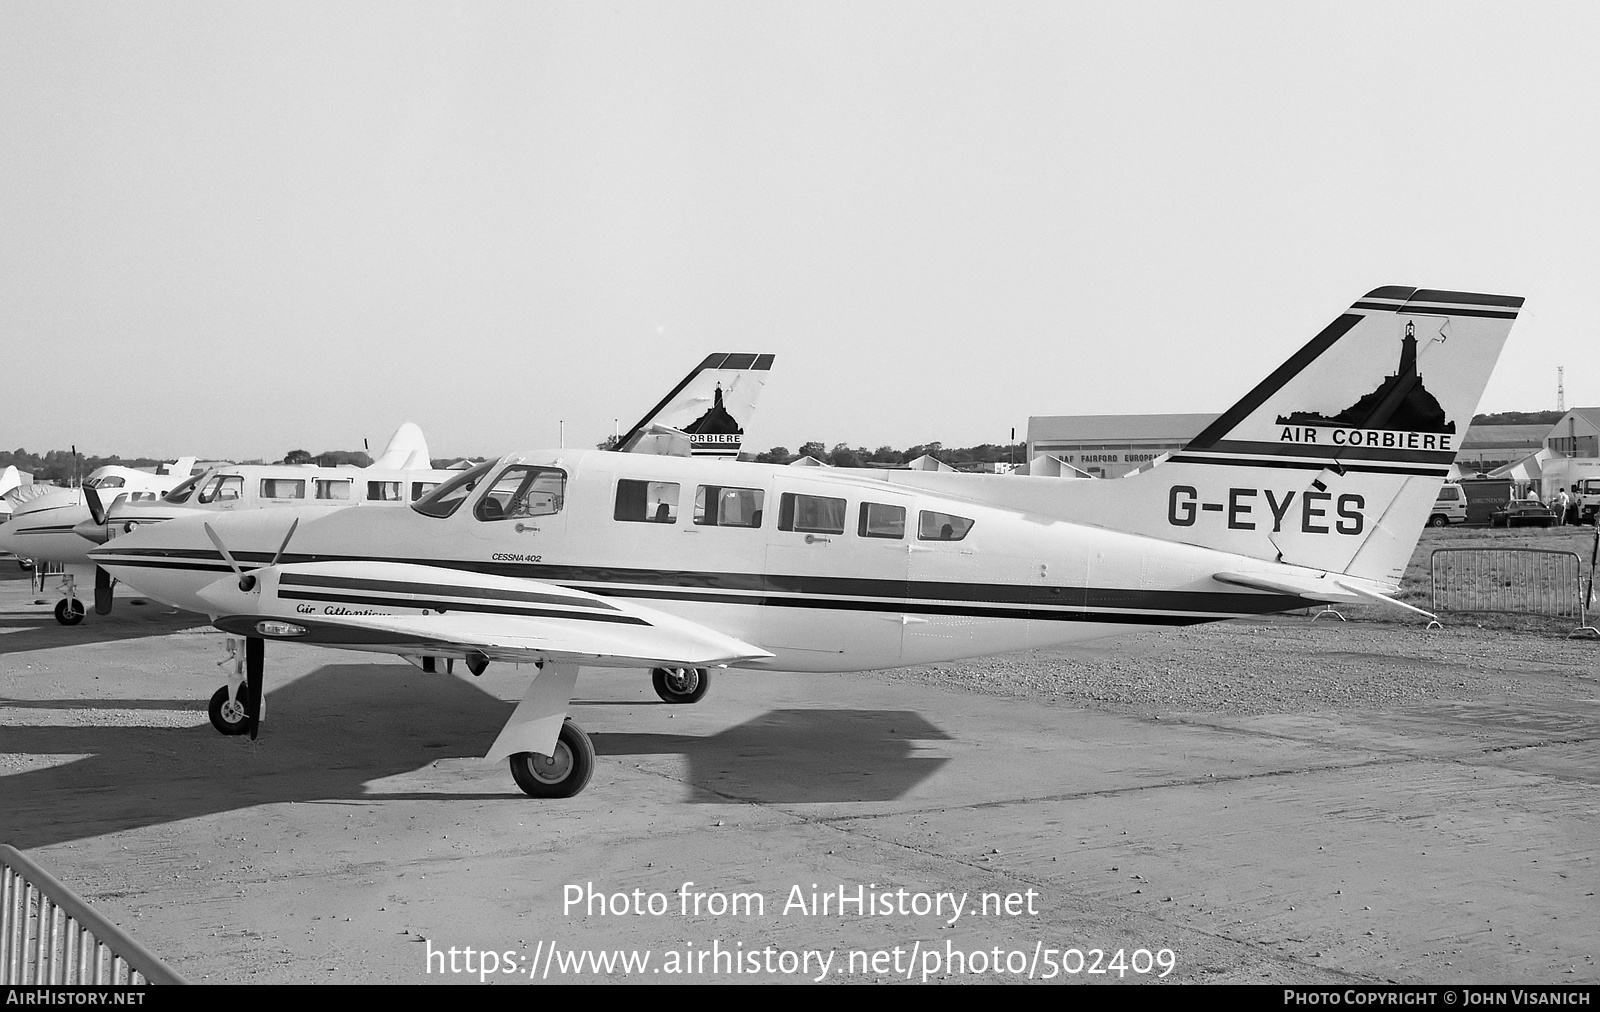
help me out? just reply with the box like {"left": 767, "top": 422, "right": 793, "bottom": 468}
{"left": 1128, "top": 287, "right": 1522, "bottom": 584}
{"left": 616, "top": 353, "right": 775, "bottom": 458}
{"left": 369, "top": 422, "right": 434, "bottom": 471}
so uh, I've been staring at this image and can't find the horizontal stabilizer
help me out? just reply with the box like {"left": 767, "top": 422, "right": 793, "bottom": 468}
{"left": 1212, "top": 570, "right": 1361, "bottom": 603}
{"left": 1213, "top": 570, "right": 1436, "bottom": 620}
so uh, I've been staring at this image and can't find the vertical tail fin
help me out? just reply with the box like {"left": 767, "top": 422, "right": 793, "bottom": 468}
{"left": 368, "top": 422, "right": 434, "bottom": 471}
{"left": 1141, "top": 287, "right": 1522, "bottom": 583}
{"left": 616, "top": 353, "right": 776, "bottom": 458}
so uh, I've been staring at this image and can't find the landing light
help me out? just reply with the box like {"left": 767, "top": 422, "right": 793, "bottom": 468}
{"left": 255, "top": 620, "right": 308, "bottom": 638}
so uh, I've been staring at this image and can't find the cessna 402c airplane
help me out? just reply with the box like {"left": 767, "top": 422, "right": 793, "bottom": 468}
{"left": 92, "top": 287, "right": 1522, "bottom": 799}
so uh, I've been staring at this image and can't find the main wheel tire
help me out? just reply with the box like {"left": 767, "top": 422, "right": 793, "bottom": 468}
{"left": 652, "top": 666, "right": 710, "bottom": 704}
{"left": 1429, "top": 514, "right": 1449, "bottom": 528}
{"left": 208, "top": 686, "right": 250, "bottom": 736}
{"left": 509, "top": 720, "right": 595, "bottom": 798}
{"left": 54, "top": 598, "right": 85, "bottom": 626}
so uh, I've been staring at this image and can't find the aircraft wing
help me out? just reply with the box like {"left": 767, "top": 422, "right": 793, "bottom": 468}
{"left": 196, "top": 560, "right": 774, "bottom": 670}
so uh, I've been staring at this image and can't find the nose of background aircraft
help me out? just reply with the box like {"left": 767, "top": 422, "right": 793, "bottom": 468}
{"left": 0, "top": 516, "right": 28, "bottom": 557}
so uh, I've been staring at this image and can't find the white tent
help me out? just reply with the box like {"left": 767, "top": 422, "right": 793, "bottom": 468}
{"left": 1488, "top": 447, "right": 1556, "bottom": 484}
{"left": 1014, "top": 453, "right": 1095, "bottom": 478}
{"left": 903, "top": 454, "right": 955, "bottom": 472}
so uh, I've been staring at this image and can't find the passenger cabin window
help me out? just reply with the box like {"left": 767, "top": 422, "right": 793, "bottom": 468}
{"left": 614, "top": 479, "right": 679, "bottom": 524}
{"left": 412, "top": 461, "right": 494, "bottom": 518}
{"left": 315, "top": 479, "right": 352, "bottom": 501}
{"left": 694, "top": 485, "right": 764, "bottom": 528}
{"left": 197, "top": 475, "right": 243, "bottom": 504}
{"left": 261, "top": 478, "right": 305, "bottom": 500}
{"left": 858, "top": 502, "right": 906, "bottom": 539}
{"left": 476, "top": 465, "right": 566, "bottom": 521}
{"left": 778, "top": 493, "right": 846, "bottom": 534}
{"left": 410, "top": 482, "right": 438, "bottom": 502}
{"left": 368, "top": 481, "right": 402, "bottom": 502}
{"left": 918, "top": 510, "right": 974, "bottom": 542}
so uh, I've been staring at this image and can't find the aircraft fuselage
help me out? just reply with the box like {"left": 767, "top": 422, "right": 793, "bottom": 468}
{"left": 94, "top": 449, "right": 1304, "bottom": 672}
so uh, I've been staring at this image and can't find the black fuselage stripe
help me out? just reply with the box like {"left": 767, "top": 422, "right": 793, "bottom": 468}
{"left": 279, "top": 590, "right": 648, "bottom": 624}
{"left": 94, "top": 551, "right": 1304, "bottom": 617}
{"left": 278, "top": 571, "right": 619, "bottom": 610}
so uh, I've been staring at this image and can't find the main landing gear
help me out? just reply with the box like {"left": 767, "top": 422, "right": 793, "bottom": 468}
{"left": 652, "top": 666, "right": 710, "bottom": 703}
{"left": 508, "top": 720, "right": 596, "bottom": 798}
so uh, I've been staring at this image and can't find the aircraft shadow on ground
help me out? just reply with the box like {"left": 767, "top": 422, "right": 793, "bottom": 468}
{"left": 593, "top": 709, "right": 952, "bottom": 805}
{"left": 0, "top": 607, "right": 203, "bottom": 656}
{"left": 1, "top": 668, "right": 952, "bottom": 848}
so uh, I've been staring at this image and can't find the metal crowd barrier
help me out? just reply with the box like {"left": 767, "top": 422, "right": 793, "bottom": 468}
{"left": 0, "top": 845, "right": 185, "bottom": 985}
{"left": 1430, "top": 548, "right": 1584, "bottom": 620}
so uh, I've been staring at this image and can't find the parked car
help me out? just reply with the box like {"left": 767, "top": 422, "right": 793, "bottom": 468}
{"left": 1489, "top": 500, "right": 1558, "bottom": 528}
{"left": 1428, "top": 484, "right": 1468, "bottom": 526}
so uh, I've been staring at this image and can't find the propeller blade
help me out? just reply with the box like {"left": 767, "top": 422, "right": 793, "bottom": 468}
{"left": 84, "top": 486, "right": 106, "bottom": 526}
{"left": 245, "top": 636, "right": 264, "bottom": 740}
{"left": 269, "top": 517, "right": 300, "bottom": 567}
{"left": 204, "top": 522, "right": 256, "bottom": 591}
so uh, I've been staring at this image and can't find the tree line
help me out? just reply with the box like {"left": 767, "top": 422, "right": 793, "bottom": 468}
{"left": 750, "top": 441, "right": 1028, "bottom": 469}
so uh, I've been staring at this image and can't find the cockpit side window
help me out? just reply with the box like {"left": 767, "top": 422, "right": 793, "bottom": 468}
{"left": 197, "top": 475, "right": 243, "bottom": 504}
{"left": 163, "top": 474, "right": 203, "bottom": 504}
{"left": 412, "top": 461, "right": 494, "bottom": 519}
{"left": 476, "top": 465, "right": 566, "bottom": 521}
{"left": 87, "top": 476, "right": 125, "bottom": 489}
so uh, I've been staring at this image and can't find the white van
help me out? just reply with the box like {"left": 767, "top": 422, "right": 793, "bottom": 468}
{"left": 1429, "top": 484, "right": 1468, "bottom": 527}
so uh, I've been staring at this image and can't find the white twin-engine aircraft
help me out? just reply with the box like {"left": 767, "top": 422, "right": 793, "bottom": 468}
{"left": 0, "top": 459, "right": 197, "bottom": 624}
{"left": 92, "top": 288, "right": 1522, "bottom": 799}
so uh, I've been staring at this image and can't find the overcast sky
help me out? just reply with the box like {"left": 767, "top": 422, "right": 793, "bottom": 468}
{"left": 3, "top": 2, "right": 1596, "bottom": 462}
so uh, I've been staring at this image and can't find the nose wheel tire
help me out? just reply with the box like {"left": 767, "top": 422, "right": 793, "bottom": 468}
{"left": 509, "top": 720, "right": 595, "bottom": 798}
{"left": 652, "top": 666, "right": 710, "bottom": 704}
{"left": 208, "top": 686, "right": 251, "bottom": 736}
{"left": 53, "top": 598, "right": 85, "bottom": 626}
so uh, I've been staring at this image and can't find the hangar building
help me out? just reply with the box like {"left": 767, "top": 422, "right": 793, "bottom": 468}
{"left": 1026, "top": 414, "right": 1216, "bottom": 478}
